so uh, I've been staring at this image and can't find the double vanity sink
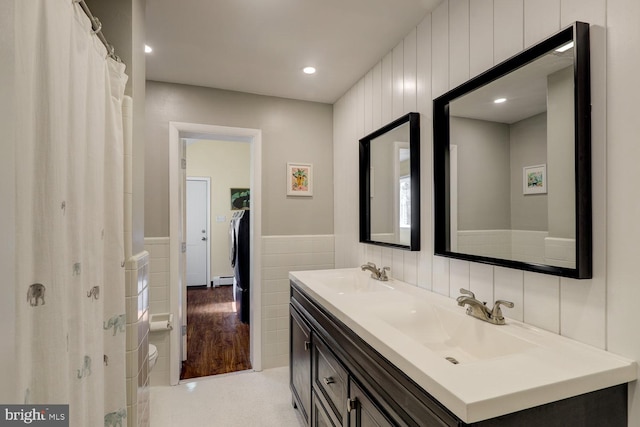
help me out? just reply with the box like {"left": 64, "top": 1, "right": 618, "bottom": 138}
{"left": 289, "top": 268, "right": 636, "bottom": 425}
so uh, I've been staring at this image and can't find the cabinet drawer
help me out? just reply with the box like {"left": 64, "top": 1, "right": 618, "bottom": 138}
{"left": 313, "top": 336, "right": 348, "bottom": 424}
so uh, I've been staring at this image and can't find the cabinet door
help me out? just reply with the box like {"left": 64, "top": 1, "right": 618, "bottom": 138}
{"left": 291, "top": 305, "right": 312, "bottom": 425}
{"left": 348, "top": 381, "right": 395, "bottom": 427}
{"left": 312, "top": 390, "right": 339, "bottom": 427}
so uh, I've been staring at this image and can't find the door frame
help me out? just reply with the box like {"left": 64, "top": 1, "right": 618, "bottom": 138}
{"left": 169, "top": 122, "right": 263, "bottom": 385}
{"left": 186, "top": 176, "right": 211, "bottom": 288}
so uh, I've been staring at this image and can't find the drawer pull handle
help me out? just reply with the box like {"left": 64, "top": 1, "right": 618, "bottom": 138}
{"left": 304, "top": 341, "right": 311, "bottom": 351}
{"left": 323, "top": 376, "right": 335, "bottom": 385}
{"left": 347, "top": 398, "right": 357, "bottom": 413}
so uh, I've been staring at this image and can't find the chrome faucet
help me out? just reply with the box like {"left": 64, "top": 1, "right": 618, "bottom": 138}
{"left": 360, "top": 262, "right": 390, "bottom": 281}
{"left": 456, "top": 288, "right": 514, "bottom": 325}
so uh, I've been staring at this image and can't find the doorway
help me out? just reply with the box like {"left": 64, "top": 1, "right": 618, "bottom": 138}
{"left": 169, "top": 122, "right": 263, "bottom": 385}
{"left": 181, "top": 139, "right": 251, "bottom": 380}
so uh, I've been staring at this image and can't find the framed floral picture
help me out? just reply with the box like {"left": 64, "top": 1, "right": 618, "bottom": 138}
{"left": 287, "top": 163, "right": 313, "bottom": 196}
{"left": 523, "top": 164, "right": 547, "bottom": 195}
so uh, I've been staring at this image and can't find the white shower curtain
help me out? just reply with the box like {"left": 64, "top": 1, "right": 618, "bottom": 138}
{"left": 15, "top": 1, "right": 128, "bottom": 426}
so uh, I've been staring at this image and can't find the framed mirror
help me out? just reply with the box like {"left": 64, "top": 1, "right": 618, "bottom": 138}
{"left": 434, "top": 22, "right": 591, "bottom": 278}
{"left": 360, "top": 112, "right": 420, "bottom": 251}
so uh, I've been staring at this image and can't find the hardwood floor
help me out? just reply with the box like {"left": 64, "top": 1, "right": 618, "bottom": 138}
{"left": 180, "top": 286, "right": 251, "bottom": 380}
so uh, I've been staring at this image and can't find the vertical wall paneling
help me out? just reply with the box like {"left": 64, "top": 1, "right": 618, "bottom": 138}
{"left": 355, "top": 78, "right": 366, "bottom": 138}
{"left": 332, "top": 9, "right": 640, "bottom": 423}
{"left": 559, "top": 0, "right": 607, "bottom": 349}
{"left": 432, "top": 256, "right": 451, "bottom": 296}
{"left": 416, "top": 16, "right": 433, "bottom": 116}
{"left": 365, "top": 244, "right": 383, "bottom": 269}
{"left": 469, "top": 0, "right": 494, "bottom": 77}
{"left": 403, "top": 28, "right": 418, "bottom": 114}
{"left": 524, "top": 0, "right": 560, "bottom": 47}
{"left": 392, "top": 41, "right": 405, "bottom": 119}
{"left": 381, "top": 247, "right": 393, "bottom": 272}
{"left": 493, "top": 0, "right": 524, "bottom": 64}
{"left": 560, "top": 0, "right": 605, "bottom": 27}
{"left": 494, "top": 267, "right": 524, "bottom": 321}
{"left": 364, "top": 70, "right": 373, "bottom": 134}
{"left": 432, "top": 1, "right": 450, "bottom": 97}
{"left": 403, "top": 251, "right": 418, "bottom": 285}
{"left": 523, "top": 272, "right": 560, "bottom": 333}
{"left": 449, "top": 0, "right": 470, "bottom": 89}
{"left": 560, "top": 279, "right": 605, "bottom": 348}
{"left": 392, "top": 250, "right": 405, "bottom": 282}
{"left": 469, "top": 263, "right": 494, "bottom": 305}
{"left": 381, "top": 51, "right": 394, "bottom": 124}
{"left": 333, "top": 89, "right": 358, "bottom": 268}
{"left": 372, "top": 62, "right": 382, "bottom": 129}
{"left": 332, "top": 96, "right": 346, "bottom": 268}
{"left": 416, "top": 15, "right": 434, "bottom": 292}
{"left": 606, "top": 0, "right": 640, "bottom": 423}
{"left": 450, "top": 259, "right": 470, "bottom": 297}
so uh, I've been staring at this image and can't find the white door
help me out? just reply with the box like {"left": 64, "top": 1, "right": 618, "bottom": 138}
{"left": 186, "top": 178, "right": 210, "bottom": 287}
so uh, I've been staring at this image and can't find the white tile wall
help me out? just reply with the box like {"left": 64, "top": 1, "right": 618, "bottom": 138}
{"left": 262, "top": 235, "right": 335, "bottom": 369}
{"left": 125, "top": 251, "right": 150, "bottom": 427}
{"left": 144, "top": 235, "right": 334, "bottom": 380}
{"left": 144, "top": 237, "right": 170, "bottom": 386}
{"left": 334, "top": 6, "right": 640, "bottom": 425}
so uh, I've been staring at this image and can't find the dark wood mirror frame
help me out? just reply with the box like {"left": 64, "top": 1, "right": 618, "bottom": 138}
{"left": 360, "top": 112, "right": 420, "bottom": 251}
{"left": 433, "top": 22, "right": 592, "bottom": 279}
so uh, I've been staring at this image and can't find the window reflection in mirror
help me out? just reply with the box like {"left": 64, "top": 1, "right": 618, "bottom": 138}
{"left": 360, "top": 113, "right": 420, "bottom": 250}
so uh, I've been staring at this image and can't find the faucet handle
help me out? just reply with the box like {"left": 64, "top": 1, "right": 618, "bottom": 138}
{"left": 379, "top": 266, "right": 390, "bottom": 281}
{"left": 459, "top": 288, "right": 476, "bottom": 299}
{"left": 491, "top": 300, "right": 514, "bottom": 322}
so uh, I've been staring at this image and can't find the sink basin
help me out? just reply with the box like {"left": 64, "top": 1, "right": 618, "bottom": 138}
{"left": 293, "top": 268, "right": 395, "bottom": 294}
{"left": 370, "top": 300, "right": 535, "bottom": 364}
{"left": 289, "top": 268, "right": 636, "bottom": 423}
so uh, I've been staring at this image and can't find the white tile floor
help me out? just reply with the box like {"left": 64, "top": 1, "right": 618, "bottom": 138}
{"left": 150, "top": 367, "right": 303, "bottom": 426}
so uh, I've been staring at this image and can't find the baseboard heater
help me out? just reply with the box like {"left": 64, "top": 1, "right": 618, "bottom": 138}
{"left": 212, "top": 276, "right": 234, "bottom": 286}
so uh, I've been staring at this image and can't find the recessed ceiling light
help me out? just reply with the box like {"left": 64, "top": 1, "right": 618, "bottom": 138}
{"left": 145, "top": 45, "right": 153, "bottom": 54}
{"left": 494, "top": 98, "right": 507, "bottom": 104}
{"left": 555, "top": 41, "right": 574, "bottom": 53}
{"left": 303, "top": 66, "right": 316, "bottom": 75}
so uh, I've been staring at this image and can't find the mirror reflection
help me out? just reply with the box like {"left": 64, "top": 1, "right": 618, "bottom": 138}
{"left": 370, "top": 123, "right": 411, "bottom": 245}
{"left": 434, "top": 21, "right": 591, "bottom": 279}
{"left": 360, "top": 112, "right": 420, "bottom": 250}
{"left": 449, "top": 43, "right": 575, "bottom": 268}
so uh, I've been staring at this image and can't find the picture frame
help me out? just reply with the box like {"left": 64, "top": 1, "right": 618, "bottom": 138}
{"left": 287, "top": 162, "right": 313, "bottom": 196}
{"left": 230, "top": 188, "right": 250, "bottom": 210}
{"left": 523, "top": 164, "right": 547, "bottom": 195}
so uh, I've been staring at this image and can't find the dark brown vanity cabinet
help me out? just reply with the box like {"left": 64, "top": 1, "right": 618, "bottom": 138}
{"left": 290, "top": 305, "right": 312, "bottom": 425}
{"left": 290, "top": 280, "right": 629, "bottom": 427}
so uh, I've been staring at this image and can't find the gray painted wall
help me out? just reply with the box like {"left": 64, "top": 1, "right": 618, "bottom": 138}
{"left": 452, "top": 117, "right": 511, "bottom": 230}
{"left": 510, "top": 113, "right": 548, "bottom": 231}
{"left": 145, "top": 81, "right": 334, "bottom": 237}
{"left": 547, "top": 67, "right": 575, "bottom": 238}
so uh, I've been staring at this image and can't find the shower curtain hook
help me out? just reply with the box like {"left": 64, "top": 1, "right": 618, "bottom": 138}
{"left": 91, "top": 17, "right": 102, "bottom": 34}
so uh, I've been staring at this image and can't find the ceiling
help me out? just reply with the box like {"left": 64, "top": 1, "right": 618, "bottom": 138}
{"left": 145, "top": 0, "right": 443, "bottom": 104}
{"left": 450, "top": 48, "right": 575, "bottom": 124}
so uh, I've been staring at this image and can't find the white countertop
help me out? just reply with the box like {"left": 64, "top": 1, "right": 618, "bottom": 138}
{"left": 290, "top": 268, "right": 637, "bottom": 423}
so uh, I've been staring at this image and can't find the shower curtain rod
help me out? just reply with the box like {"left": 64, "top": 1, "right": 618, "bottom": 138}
{"left": 74, "top": 0, "right": 121, "bottom": 62}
